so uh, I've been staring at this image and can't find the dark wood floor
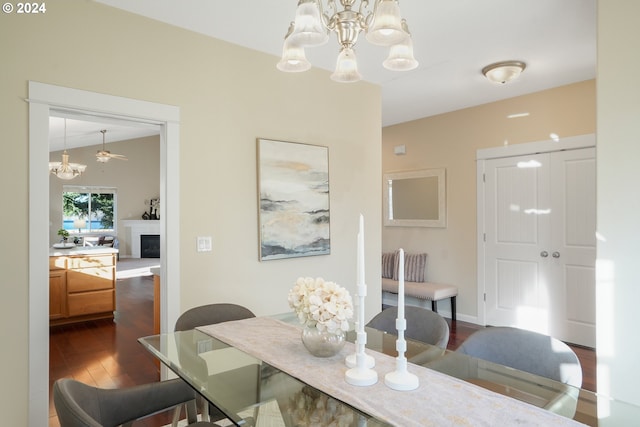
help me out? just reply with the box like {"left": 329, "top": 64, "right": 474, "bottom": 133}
{"left": 49, "top": 276, "right": 596, "bottom": 426}
{"left": 49, "top": 274, "right": 167, "bottom": 427}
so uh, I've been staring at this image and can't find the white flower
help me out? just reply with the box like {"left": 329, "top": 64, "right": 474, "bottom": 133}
{"left": 288, "top": 277, "right": 354, "bottom": 334}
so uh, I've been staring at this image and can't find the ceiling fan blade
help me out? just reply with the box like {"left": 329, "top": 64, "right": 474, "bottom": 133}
{"left": 97, "top": 129, "right": 127, "bottom": 161}
{"left": 96, "top": 150, "right": 127, "bottom": 161}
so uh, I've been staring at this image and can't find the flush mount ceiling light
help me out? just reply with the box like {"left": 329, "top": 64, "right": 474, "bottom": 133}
{"left": 49, "top": 118, "right": 87, "bottom": 180}
{"left": 278, "top": 0, "right": 418, "bottom": 83}
{"left": 482, "top": 61, "right": 526, "bottom": 84}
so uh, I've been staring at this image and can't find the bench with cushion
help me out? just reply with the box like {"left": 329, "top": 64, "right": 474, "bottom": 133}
{"left": 381, "top": 251, "right": 458, "bottom": 321}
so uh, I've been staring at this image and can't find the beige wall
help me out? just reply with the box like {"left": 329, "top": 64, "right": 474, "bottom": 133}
{"left": 5, "top": 0, "right": 640, "bottom": 423}
{"left": 0, "top": 1, "right": 381, "bottom": 423}
{"left": 382, "top": 80, "right": 596, "bottom": 320}
{"left": 49, "top": 135, "right": 161, "bottom": 250}
{"left": 596, "top": 1, "right": 640, "bottom": 410}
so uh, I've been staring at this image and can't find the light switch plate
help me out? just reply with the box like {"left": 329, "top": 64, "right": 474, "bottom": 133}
{"left": 197, "top": 236, "right": 212, "bottom": 252}
{"left": 394, "top": 144, "right": 406, "bottom": 155}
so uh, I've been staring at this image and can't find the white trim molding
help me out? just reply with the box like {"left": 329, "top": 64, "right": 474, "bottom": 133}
{"left": 28, "top": 81, "right": 180, "bottom": 427}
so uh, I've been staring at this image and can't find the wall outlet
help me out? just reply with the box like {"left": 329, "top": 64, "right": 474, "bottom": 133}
{"left": 197, "top": 236, "right": 212, "bottom": 252}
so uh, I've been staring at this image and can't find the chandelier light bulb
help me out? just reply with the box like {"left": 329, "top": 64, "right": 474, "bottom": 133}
{"left": 331, "top": 47, "right": 362, "bottom": 83}
{"left": 277, "top": 38, "right": 312, "bottom": 72}
{"left": 383, "top": 35, "right": 418, "bottom": 71}
{"left": 289, "top": 0, "right": 329, "bottom": 47}
{"left": 366, "top": 0, "right": 406, "bottom": 46}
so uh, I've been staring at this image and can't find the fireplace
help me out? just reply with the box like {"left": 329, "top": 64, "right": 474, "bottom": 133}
{"left": 121, "top": 220, "right": 160, "bottom": 258}
{"left": 140, "top": 234, "right": 160, "bottom": 258}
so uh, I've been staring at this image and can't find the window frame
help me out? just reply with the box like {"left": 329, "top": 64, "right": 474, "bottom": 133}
{"left": 62, "top": 185, "right": 118, "bottom": 235}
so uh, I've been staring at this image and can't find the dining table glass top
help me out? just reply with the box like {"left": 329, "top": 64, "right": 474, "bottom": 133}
{"left": 138, "top": 314, "right": 639, "bottom": 427}
{"left": 139, "top": 328, "right": 394, "bottom": 426}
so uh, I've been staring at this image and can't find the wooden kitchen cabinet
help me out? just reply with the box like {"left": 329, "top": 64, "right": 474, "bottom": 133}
{"left": 49, "top": 270, "right": 67, "bottom": 320}
{"left": 49, "top": 248, "right": 117, "bottom": 326}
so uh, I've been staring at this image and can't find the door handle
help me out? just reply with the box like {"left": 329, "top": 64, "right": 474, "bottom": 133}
{"left": 552, "top": 251, "right": 560, "bottom": 258}
{"left": 540, "top": 251, "right": 549, "bottom": 258}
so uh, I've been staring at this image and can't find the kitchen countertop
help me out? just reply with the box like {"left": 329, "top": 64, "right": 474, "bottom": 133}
{"left": 49, "top": 245, "right": 119, "bottom": 257}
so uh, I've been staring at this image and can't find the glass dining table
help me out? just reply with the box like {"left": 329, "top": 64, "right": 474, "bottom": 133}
{"left": 138, "top": 314, "right": 638, "bottom": 426}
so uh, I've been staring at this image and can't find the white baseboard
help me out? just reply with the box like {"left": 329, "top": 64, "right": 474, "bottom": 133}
{"left": 381, "top": 292, "right": 481, "bottom": 326}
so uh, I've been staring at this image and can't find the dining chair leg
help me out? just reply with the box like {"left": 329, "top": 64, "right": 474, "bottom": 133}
{"left": 200, "top": 395, "right": 210, "bottom": 420}
{"left": 186, "top": 399, "right": 198, "bottom": 424}
{"left": 171, "top": 399, "right": 200, "bottom": 426}
{"left": 171, "top": 406, "right": 181, "bottom": 427}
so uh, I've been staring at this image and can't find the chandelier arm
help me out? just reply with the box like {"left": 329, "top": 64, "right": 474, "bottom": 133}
{"left": 323, "top": 0, "right": 337, "bottom": 31}
{"left": 317, "top": 0, "right": 336, "bottom": 30}
{"left": 400, "top": 18, "right": 409, "bottom": 35}
{"left": 358, "top": 0, "right": 371, "bottom": 26}
{"left": 283, "top": 22, "right": 295, "bottom": 39}
{"left": 364, "top": 0, "right": 377, "bottom": 27}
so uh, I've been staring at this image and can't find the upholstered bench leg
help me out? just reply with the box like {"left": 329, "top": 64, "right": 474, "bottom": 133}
{"left": 431, "top": 297, "right": 457, "bottom": 321}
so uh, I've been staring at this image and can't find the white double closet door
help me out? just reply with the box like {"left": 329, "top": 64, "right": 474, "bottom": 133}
{"left": 481, "top": 146, "right": 596, "bottom": 348}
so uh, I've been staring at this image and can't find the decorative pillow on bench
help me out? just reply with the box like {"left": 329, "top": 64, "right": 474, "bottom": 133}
{"left": 382, "top": 251, "right": 397, "bottom": 279}
{"left": 382, "top": 251, "right": 427, "bottom": 282}
{"left": 402, "top": 252, "right": 427, "bottom": 282}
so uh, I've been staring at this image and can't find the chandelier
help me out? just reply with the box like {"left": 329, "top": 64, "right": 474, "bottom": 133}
{"left": 278, "top": 0, "right": 418, "bottom": 83}
{"left": 49, "top": 119, "right": 87, "bottom": 180}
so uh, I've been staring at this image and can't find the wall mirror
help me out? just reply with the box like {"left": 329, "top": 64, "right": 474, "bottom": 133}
{"left": 383, "top": 168, "right": 446, "bottom": 227}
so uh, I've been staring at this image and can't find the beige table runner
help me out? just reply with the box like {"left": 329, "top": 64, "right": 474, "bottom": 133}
{"left": 198, "top": 317, "right": 585, "bottom": 427}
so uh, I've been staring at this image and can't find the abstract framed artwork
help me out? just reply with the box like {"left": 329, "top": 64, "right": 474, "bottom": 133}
{"left": 257, "top": 138, "right": 330, "bottom": 260}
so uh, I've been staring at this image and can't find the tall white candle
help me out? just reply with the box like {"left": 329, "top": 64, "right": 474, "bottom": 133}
{"left": 357, "top": 214, "right": 365, "bottom": 286}
{"left": 398, "top": 248, "right": 405, "bottom": 320}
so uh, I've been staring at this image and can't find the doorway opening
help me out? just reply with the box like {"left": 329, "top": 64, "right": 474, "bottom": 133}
{"left": 28, "top": 81, "right": 180, "bottom": 427}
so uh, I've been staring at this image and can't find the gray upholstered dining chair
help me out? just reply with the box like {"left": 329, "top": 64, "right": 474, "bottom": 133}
{"left": 455, "top": 326, "right": 583, "bottom": 388}
{"left": 53, "top": 377, "right": 220, "bottom": 427}
{"left": 366, "top": 306, "right": 450, "bottom": 349}
{"left": 174, "top": 303, "right": 256, "bottom": 424}
{"left": 175, "top": 303, "right": 256, "bottom": 332}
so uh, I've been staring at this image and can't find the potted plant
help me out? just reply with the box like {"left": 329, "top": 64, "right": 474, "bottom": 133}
{"left": 57, "top": 228, "right": 70, "bottom": 243}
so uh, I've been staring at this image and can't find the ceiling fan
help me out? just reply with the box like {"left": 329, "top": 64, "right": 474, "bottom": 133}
{"left": 96, "top": 129, "right": 128, "bottom": 162}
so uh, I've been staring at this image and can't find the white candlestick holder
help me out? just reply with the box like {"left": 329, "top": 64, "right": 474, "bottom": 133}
{"left": 346, "top": 287, "right": 375, "bottom": 369}
{"left": 345, "top": 284, "right": 377, "bottom": 386}
{"left": 384, "top": 318, "right": 419, "bottom": 391}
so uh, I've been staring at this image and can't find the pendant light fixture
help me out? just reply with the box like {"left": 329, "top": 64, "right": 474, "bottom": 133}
{"left": 278, "top": 0, "right": 418, "bottom": 83}
{"left": 49, "top": 119, "right": 87, "bottom": 180}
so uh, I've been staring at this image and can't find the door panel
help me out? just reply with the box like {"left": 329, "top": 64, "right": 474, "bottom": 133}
{"left": 496, "top": 164, "right": 541, "bottom": 244}
{"left": 485, "top": 153, "right": 550, "bottom": 332}
{"left": 483, "top": 148, "right": 595, "bottom": 347}
{"left": 549, "top": 149, "right": 596, "bottom": 346}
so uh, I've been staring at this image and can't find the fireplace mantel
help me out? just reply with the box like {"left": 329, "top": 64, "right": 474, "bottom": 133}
{"left": 121, "top": 220, "right": 160, "bottom": 258}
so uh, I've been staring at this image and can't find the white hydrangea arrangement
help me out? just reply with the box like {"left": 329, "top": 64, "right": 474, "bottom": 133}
{"left": 288, "top": 277, "right": 354, "bottom": 334}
